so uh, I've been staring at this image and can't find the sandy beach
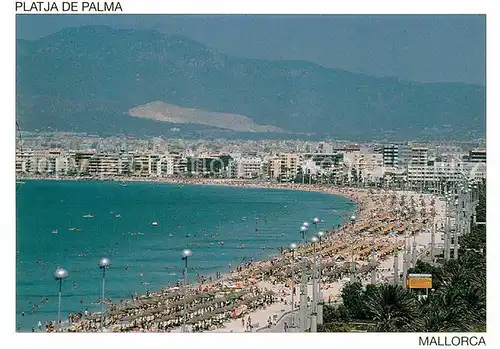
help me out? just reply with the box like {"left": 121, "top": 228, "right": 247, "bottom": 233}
{"left": 202, "top": 185, "right": 444, "bottom": 333}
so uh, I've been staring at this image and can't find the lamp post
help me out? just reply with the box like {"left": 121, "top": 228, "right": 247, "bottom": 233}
{"left": 370, "top": 235, "right": 377, "bottom": 285}
{"left": 316, "top": 231, "right": 325, "bottom": 300}
{"left": 310, "top": 236, "right": 319, "bottom": 333}
{"left": 466, "top": 187, "right": 472, "bottom": 234}
{"left": 181, "top": 249, "right": 192, "bottom": 333}
{"left": 53, "top": 267, "right": 68, "bottom": 331}
{"left": 444, "top": 195, "right": 451, "bottom": 261}
{"left": 289, "top": 242, "right": 298, "bottom": 329}
{"left": 99, "top": 257, "right": 111, "bottom": 331}
{"left": 312, "top": 217, "right": 320, "bottom": 230}
{"left": 453, "top": 197, "right": 459, "bottom": 260}
{"left": 392, "top": 231, "right": 399, "bottom": 286}
{"left": 299, "top": 224, "right": 308, "bottom": 332}
{"left": 431, "top": 220, "right": 436, "bottom": 264}
{"left": 316, "top": 231, "right": 325, "bottom": 326}
{"left": 311, "top": 216, "right": 320, "bottom": 300}
{"left": 411, "top": 232, "right": 417, "bottom": 268}
{"left": 300, "top": 225, "right": 308, "bottom": 241}
{"left": 349, "top": 215, "right": 356, "bottom": 283}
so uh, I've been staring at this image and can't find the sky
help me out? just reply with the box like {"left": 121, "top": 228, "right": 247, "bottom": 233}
{"left": 16, "top": 14, "right": 486, "bottom": 85}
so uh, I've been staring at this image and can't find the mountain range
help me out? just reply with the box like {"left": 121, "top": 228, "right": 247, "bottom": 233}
{"left": 16, "top": 25, "right": 486, "bottom": 140}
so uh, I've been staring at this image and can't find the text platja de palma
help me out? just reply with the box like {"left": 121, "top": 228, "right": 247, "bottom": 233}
{"left": 16, "top": 1, "right": 123, "bottom": 12}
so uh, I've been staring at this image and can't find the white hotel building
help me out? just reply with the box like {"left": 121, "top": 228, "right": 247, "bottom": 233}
{"left": 407, "top": 161, "right": 486, "bottom": 187}
{"left": 342, "top": 151, "right": 385, "bottom": 180}
{"left": 230, "top": 157, "right": 263, "bottom": 179}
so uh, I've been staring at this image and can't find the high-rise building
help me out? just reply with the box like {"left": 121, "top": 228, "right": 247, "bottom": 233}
{"left": 468, "top": 148, "right": 486, "bottom": 163}
{"left": 266, "top": 153, "right": 299, "bottom": 181}
{"left": 410, "top": 147, "right": 429, "bottom": 166}
{"left": 230, "top": 157, "right": 263, "bottom": 179}
{"left": 383, "top": 144, "right": 400, "bottom": 168}
{"left": 317, "top": 142, "right": 333, "bottom": 154}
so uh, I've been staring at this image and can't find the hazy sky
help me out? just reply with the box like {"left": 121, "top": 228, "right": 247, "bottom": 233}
{"left": 16, "top": 14, "right": 486, "bottom": 85}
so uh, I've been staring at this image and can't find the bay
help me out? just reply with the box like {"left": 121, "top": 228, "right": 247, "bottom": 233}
{"left": 15, "top": 180, "right": 355, "bottom": 330}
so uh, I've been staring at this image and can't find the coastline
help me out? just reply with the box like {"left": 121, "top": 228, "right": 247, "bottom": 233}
{"left": 16, "top": 175, "right": 362, "bottom": 205}
{"left": 17, "top": 176, "right": 444, "bottom": 333}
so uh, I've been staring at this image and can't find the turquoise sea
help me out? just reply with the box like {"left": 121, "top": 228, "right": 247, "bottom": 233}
{"left": 15, "top": 180, "right": 355, "bottom": 331}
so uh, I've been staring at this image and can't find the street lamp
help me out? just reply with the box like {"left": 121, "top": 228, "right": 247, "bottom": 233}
{"left": 348, "top": 215, "right": 357, "bottom": 282}
{"left": 310, "top": 236, "right": 319, "bottom": 333}
{"left": 453, "top": 198, "right": 459, "bottom": 259}
{"left": 370, "top": 234, "right": 378, "bottom": 285}
{"left": 99, "top": 257, "right": 111, "bottom": 331}
{"left": 289, "top": 242, "right": 298, "bottom": 328}
{"left": 312, "top": 217, "right": 320, "bottom": 230}
{"left": 299, "top": 224, "right": 308, "bottom": 332}
{"left": 300, "top": 225, "right": 308, "bottom": 241}
{"left": 316, "top": 230, "right": 326, "bottom": 326}
{"left": 53, "top": 267, "right": 68, "bottom": 331}
{"left": 391, "top": 231, "right": 399, "bottom": 286}
{"left": 181, "top": 249, "right": 192, "bottom": 333}
{"left": 316, "top": 231, "right": 325, "bottom": 298}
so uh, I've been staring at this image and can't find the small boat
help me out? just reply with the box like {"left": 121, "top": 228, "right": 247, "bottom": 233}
{"left": 69, "top": 228, "right": 81, "bottom": 231}
{"left": 115, "top": 214, "right": 121, "bottom": 218}
{"left": 152, "top": 221, "right": 158, "bottom": 226}
{"left": 83, "top": 214, "right": 94, "bottom": 218}
{"left": 16, "top": 181, "right": 25, "bottom": 185}
{"left": 51, "top": 229, "right": 58, "bottom": 234}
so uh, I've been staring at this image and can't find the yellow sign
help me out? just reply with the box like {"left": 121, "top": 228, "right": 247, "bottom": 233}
{"left": 407, "top": 277, "right": 432, "bottom": 289}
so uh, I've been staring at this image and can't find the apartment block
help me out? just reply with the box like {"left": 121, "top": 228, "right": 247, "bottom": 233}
{"left": 468, "top": 148, "right": 486, "bottom": 163}
{"left": 410, "top": 147, "right": 429, "bottom": 166}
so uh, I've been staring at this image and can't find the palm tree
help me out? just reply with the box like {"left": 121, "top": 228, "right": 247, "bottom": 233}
{"left": 419, "top": 285, "right": 476, "bottom": 332}
{"left": 460, "top": 284, "right": 486, "bottom": 325}
{"left": 364, "top": 284, "right": 421, "bottom": 332}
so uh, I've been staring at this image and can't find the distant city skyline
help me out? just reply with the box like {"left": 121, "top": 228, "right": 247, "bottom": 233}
{"left": 16, "top": 14, "right": 486, "bottom": 85}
